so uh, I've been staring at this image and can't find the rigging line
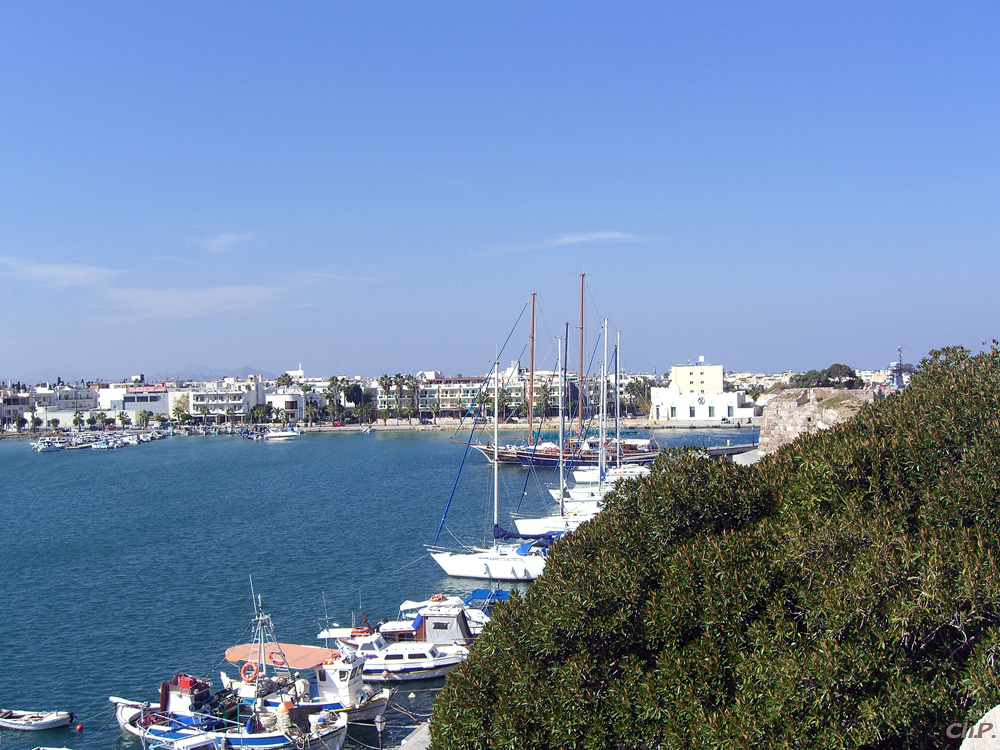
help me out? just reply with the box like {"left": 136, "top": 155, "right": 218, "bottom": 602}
{"left": 436, "top": 299, "right": 531, "bottom": 546}
{"left": 387, "top": 553, "right": 429, "bottom": 576}
{"left": 432, "top": 416, "right": 478, "bottom": 547}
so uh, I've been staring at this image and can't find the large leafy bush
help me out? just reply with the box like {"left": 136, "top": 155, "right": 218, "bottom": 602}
{"left": 431, "top": 345, "right": 1000, "bottom": 749}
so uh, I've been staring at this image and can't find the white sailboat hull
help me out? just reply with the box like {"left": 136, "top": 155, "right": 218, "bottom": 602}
{"left": 513, "top": 512, "right": 596, "bottom": 535}
{"left": 430, "top": 548, "right": 545, "bottom": 581}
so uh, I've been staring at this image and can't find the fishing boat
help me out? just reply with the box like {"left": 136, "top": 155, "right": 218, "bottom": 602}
{"left": 223, "top": 613, "right": 391, "bottom": 721}
{"left": 110, "top": 595, "right": 349, "bottom": 750}
{"left": 0, "top": 709, "right": 73, "bottom": 731}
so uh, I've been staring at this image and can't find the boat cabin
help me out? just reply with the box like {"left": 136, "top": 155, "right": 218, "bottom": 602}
{"left": 378, "top": 597, "right": 479, "bottom": 646}
{"left": 158, "top": 673, "right": 214, "bottom": 714}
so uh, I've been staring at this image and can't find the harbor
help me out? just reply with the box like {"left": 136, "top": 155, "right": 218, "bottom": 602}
{"left": 0, "top": 426, "right": 748, "bottom": 750}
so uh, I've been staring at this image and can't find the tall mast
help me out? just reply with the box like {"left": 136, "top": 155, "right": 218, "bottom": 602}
{"left": 615, "top": 330, "right": 621, "bottom": 470}
{"left": 528, "top": 292, "right": 535, "bottom": 445}
{"left": 558, "top": 325, "right": 568, "bottom": 515}
{"left": 599, "top": 318, "right": 608, "bottom": 488}
{"left": 492, "top": 360, "right": 499, "bottom": 549}
{"left": 578, "top": 273, "right": 585, "bottom": 436}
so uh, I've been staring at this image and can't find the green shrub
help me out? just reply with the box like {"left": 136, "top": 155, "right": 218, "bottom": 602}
{"left": 431, "top": 344, "right": 1000, "bottom": 749}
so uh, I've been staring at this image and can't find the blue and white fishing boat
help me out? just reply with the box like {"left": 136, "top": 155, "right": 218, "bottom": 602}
{"left": 224, "top": 634, "right": 391, "bottom": 720}
{"left": 110, "top": 596, "right": 348, "bottom": 750}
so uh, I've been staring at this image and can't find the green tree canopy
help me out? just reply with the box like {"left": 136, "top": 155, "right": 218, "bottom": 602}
{"left": 432, "top": 344, "right": 1000, "bottom": 749}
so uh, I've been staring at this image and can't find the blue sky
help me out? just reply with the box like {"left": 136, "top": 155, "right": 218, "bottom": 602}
{"left": 2, "top": 3, "right": 997, "bottom": 383}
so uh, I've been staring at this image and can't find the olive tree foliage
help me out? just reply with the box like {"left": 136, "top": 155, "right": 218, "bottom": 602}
{"left": 432, "top": 343, "right": 1000, "bottom": 750}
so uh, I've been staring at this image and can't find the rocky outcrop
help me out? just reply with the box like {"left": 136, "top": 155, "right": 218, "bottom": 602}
{"left": 758, "top": 387, "right": 873, "bottom": 455}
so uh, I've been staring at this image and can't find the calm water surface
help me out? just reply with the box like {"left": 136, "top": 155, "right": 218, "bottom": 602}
{"left": 0, "top": 427, "right": 750, "bottom": 749}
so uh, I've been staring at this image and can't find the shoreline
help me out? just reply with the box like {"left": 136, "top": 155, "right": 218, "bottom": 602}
{"left": 3, "top": 418, "right": 758, "bottom": 440}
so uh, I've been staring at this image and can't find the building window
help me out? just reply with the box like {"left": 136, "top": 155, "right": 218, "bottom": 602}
{"left": 670, "top": 406, "right": 676, "bottom": 418}
{"left": 728, "top": 406, "right": 734, "bottom": 417}
{"left": 709, "top": 406, "right": 715, "bottom": 418}
{"left": 689, "top": 406, "right": 696, "bottom": 418}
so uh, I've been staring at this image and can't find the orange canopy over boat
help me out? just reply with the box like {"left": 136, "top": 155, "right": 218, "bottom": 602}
{"left": 225, "top": 642, "right": 339, "bottom": 671}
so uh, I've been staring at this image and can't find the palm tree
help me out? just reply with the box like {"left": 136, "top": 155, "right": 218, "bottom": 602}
{"left": 324, "top": 377, "right": 341, "bottom": 423}
{"left": 118, "top": 411, "right": 132, "bottom": 429}
{"left": 429, "top": 399, "right": 440, "bottom": 425}
{"left": 28, "top": 402, "right": 38, "bottom": 433}
{"left": 72, "top": 410, "right": 84, "bottom": 432}
{"left": 198, "top": 405, "right": 210, "bottom": 425}
{"left": 275, "top": 372, "right": 293, "bottom": 388}
{"left": 377, "top": 375, "right": 393, "bottom": 417}
{"left": 401, "top": 402, "right": 415, "bottom": 424}
{"left": 274, "top": 407, "right": 286, "bottom": 425}
{"left": 392, "top": 374, "right": 406, "bottom": 422}
{"left": 405, "top": 375, "right": 420, "bottom": 422}
{"left": 356, "top": 401, "right": 376, "bottom": 424}
{"left": 304, "top": 402, "right": 317, "bottom": 427}
{"left": 138, "top": 409, "right": 153, "bottom": 428}
{"left": 96, "top": 411, "right": 108, "bottom": 431}
{"left": 536, "top": 382, "right": 551, "bottom": 419}
{"left": 497, "top": 388, "right": 512, "bottom": 421}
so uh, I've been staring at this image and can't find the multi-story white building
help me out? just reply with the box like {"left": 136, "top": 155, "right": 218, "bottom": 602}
{"left": 266, "top": 390, "right": 304, "bottom": 422}
{"left": 188, "top": 375, "right": 266, "bottom": 422}
{"left": 650, "top": 360, "right": 758, "bottom": 425}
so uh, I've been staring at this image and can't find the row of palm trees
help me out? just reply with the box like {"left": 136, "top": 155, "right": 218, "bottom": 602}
{"left": 14, "top": 374, "right": 656, "bottom": 434}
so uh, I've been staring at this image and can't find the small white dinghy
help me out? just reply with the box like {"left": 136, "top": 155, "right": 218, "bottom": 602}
{"left": 0, "top": 709, "right": 74, "bottom": 731}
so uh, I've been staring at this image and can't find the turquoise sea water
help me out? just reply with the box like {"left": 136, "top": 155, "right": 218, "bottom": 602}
{"left": 0, "top": 427, "right": 751, "bottom": 750}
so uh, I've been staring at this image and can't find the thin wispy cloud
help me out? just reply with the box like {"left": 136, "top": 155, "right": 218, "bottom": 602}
{"left": 106, "top": 285, "right": 270, "bottom": 320}
{"left": 0, "top": 255, "right": 123, "bottom": 287}
{"left": 201, "top": 232, "right": 255, "bottom": 254}
{"left": 547, "top": 232, "right": 640, "bottom": 246}
{"left": 156, "top": 255, "right": 199, "bottom": 266}
{"left": 486, "top": 232, "right": 644, "bottom": 256}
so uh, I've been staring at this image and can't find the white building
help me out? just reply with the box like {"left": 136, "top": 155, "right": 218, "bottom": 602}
{"left": 649, "top": 386, "right": 757, "bottom": 424}
{"left": 188, "top": 375, "right": 266, "bottom": 422}
{"left": 266, "top": 390, "right": 304, "bottom": 422}
{"left": 650, "top": 360, "right": 757, "bottom": 425}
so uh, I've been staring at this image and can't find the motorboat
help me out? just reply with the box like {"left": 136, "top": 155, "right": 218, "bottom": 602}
{"left": 30, "top": 437, "right": 66, "bottom": 453}
{"left": 333, "top": 630, "right": 468, "bottom": 682}
{"left": 0, "top": 709, "right": 73, "bottom": 731}
{"left": 263, "top": 427, "right": 299, "bottom": 442}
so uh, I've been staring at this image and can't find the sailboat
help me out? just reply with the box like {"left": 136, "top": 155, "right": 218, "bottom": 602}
{"left": 429, "top": 361, "right": 562, "bottom": 581}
